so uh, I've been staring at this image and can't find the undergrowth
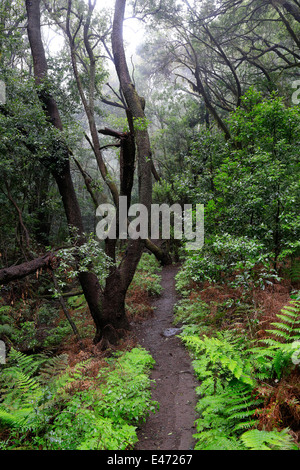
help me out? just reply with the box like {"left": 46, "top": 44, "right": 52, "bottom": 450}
{"left": 126, "top": 253, "right": 162, "bottom": 320}
{"left": 0, "top": 346, "right": 158, "bottom": 450}
{"left": 0, "top": 252, "right": 163, "bottom": 450}
{"left": 175, "top": 254, "right": 300, "bottom": 451}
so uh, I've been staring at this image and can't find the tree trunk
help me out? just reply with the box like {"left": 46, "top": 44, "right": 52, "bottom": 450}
{"left": 0, "top": 252, "right": 54, "bottom": 285}
{"left": 95, "top": 268, "right": 129, "bottom": 347}
{"left": 76, "top": 0, "right": 157, "bottom": 346}
{"left": 22, "top": 0, "right": 163, "bottom": 348}
{"left": 111, "top": 0, "right": 154, "bottom": 283}
{"left": 112, "top": 0, "right": 153, "bottom": 211}
{"left": 25, "top": 0, "right": 104, "bottom": 342}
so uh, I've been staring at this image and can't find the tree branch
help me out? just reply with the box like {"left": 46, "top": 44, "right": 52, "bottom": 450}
{"left": 0, "top": 252, "right": 54, "bottom": 285}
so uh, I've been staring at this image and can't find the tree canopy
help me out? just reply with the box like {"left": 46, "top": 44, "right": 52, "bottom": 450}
{"left": 0, "top": 0, "right": 299, "bottom": 345}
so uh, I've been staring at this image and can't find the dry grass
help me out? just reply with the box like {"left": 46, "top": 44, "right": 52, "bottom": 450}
{"left": 125, "top": 284, "right": 155, "bottom": 322}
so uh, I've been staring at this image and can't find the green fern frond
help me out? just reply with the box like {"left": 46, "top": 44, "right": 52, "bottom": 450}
{"left": 253, "top": 300, "right": 300, "bottom": 379}
{"left": 0, "top": 409, "right": 17, "bottom": 428}
{"left": 266, "top": 329, "right": 292, "bottom": 341}
{"left": 14, "top": 372, "right": 40, "bottom": 392}
{"left": 1, "top": 368, "right": 42, "bottom": 402}
{"left": 240, "top": 428, "right": 298, "bottom": 450}
{"left": 0, "top": 406, "right": 37, "bottom": 429}
{"left": 226, "top": 398, "right": 261, "bottom": 415}
{"left": 6, "top": 348, "right": 46, "bottom": 376}
{"left": 39, "top": 353, "right": 69, "bottom": 383}
{"left": 0, "top": 349, "right": 71, "bottom": 432}
{"left": 194, "top": 430, "right": 244, "bottom": 450}
{"left": 228, "top": 408, "right": 259, "bottom": 422}
{"left": 276, "top": 313, "right": 298, "bottom": 323}
{"left": 257, "top": 338, "right": 282, "bottom": 348}
{"left": 195, "top": 381, "right": 261, "bottom": 438}
{"left": 270, "top": 322, "right": 296, "bottom": 333}
{"left": 233, "top": 419, "right": 259, "bottom": 432}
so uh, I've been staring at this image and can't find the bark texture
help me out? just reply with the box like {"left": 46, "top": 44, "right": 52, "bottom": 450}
{"left": 0, "top": 253, "right": 54, "bottom": 285}
{"left": 25, "top": 0, "right": 104, "bottom": 341}
{"left": 111, "top": 0, "right": 153, "bottom": 287}
{"left": 2, "top": 0, "right": 166, "bottom": 349}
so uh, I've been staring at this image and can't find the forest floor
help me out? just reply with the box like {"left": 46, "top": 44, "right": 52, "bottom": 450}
{"left": 131, "top": 264, "right": 199, "bottom": 451}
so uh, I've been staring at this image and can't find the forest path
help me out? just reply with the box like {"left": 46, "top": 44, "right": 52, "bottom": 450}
{"left": 132, "top": 263, "right": 198, "bottom": 451}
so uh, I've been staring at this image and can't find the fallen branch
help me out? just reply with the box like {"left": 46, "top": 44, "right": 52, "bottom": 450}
{"left": 0, "top": 252, "right": 55, "bottom": 285}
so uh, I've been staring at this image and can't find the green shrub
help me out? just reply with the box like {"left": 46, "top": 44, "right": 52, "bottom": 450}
{"left": 37, "top": 304, "right": 59, "bottom": 324}
{"left": 0, "top": 347, "right": 158, "bottom": 450}
{"left": 177, "top": 299, "right": 300, "bottom": 450}
{"left": 129, "top": 253, "right": 162, "bottom": 297}
{"left": 176, "top": 234, "right": 279, "bottom": 292}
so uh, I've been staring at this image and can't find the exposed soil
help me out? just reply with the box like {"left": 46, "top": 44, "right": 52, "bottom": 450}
{"left": 132, "top": 263, "right": 198, "bottom": 451}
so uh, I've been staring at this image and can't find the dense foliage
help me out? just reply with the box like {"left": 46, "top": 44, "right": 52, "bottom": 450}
{"left": 174, "top": 270, "right": 300, "bottom": 450}
{"left": 1, "top": 0, "right": 300, "bottom": 451}
{"left": 0, "top": 346, "right": 157, "bottom": 450}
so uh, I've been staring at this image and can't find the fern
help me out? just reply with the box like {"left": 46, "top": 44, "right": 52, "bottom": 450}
{"left": 175, "top": 279, "right": 300, "bottom": 450}
{"left": 195, "top": 383, "right": 261, "bottom": 437}
{"left": 0, "top": 408, "right": 36, "bottom": 429}
{"left": 183, "top": 330, "right": 262, "bottom": 449}
{"left": 0, "top": 410, "right": 18, "bottom": 428}
{"left": 253, "top": 300, "right": 300, "bottom": 379}
{"left": 5, "top": 348, "right": 46, "bottom": 375}
{"left": 289, "top": 259, "right": 300, "bottom": 283}
{"left": 240, "top": 428, "right": 298, "bottom": 450}
{"left": 0, "top": 348, "right": 70, "bottom": 432}
{"left": 194, "top": 430, "right": 244, "bottom": 450}
{"left": 39, "top": 353, "right": 69, "bottom": 383}
{"left": 0, "top": 350, "right": 45, "bottom": 405}
{"left": 182, "top": 331, "right": 256, "bottom": 388}
{"left": 266, "top": 300, "right": 300, "bottom": 343}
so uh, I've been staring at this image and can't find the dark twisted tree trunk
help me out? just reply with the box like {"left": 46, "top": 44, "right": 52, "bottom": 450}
{"left": 24, "top": 0, "right": 152, "bottom": 348}
{"left": 0, "top": 0, "right": 160, "bottom": 349}
{"left": 25, "top": 0, "right": 105, "bottom": 341}
{"left": 94, "top": 0, "right": 154, "bottom": 345}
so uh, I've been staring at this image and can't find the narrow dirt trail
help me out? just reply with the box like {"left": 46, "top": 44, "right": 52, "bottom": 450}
{"left": 132, "top": 264, "right": 198, "bottom": 451}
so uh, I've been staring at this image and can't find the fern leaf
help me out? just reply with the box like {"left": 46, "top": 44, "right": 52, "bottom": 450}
{"left": 193, "top": 431, "right": 244, "bottom": 450}
{"left": 233, "top": 418, "right": 259, "bottom": 432}
{"left": 266, "top": 329, "right": 291, "bottom": 341}
{"left": 39, "top": 353, "right": 69, "bottom": 383}
{"left": 240, "top": 428, "right": 298, "bottom": 450}
{"left": 228, "top": 408, "right": 259, "bottom": 422}
{"left": 0, "top": 409, "right": 17, "bottom": 427}
{"left": 0, "top": 407, "right": 35, "bottom": 429}
{"left": 270, "top": 322, "right": 295, "bottom": 333}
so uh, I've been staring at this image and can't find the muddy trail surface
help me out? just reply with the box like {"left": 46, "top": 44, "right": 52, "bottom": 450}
{"left": 132, "top": 264, "right": 198, "bottom": 451}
